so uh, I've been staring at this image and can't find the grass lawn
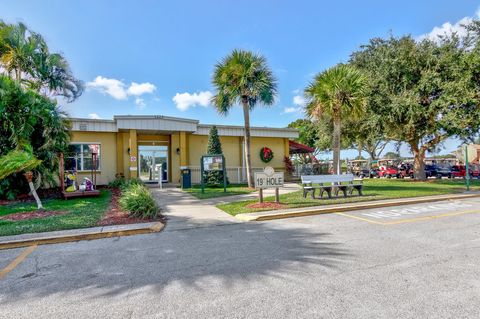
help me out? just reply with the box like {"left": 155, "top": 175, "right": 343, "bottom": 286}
{"left": 184, "top": 184, "right": 255, "bottom": 199}
{"left": 0, "top": 190, "right": 111, "bottom": 237}
{"left": 217, "top": 179, "right": 480, "bottom": 216}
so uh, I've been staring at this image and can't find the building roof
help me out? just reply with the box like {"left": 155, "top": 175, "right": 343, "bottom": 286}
{"left": 69, "top": 115, "right": 299, "bottom": 139}
{"left": 289, "top": 140, "right": 315, "bottom": 154}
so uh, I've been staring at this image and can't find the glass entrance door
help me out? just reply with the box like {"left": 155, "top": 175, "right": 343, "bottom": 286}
{"left": 138, "top": 145, "right": 168, "bottom": 183}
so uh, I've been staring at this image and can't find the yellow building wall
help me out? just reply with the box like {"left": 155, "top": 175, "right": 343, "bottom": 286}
{"left": 70, "top": 131, "right": 117, "bottom": 185}
{"left": 171, "top": 133, "right": 181, "bottom": 183}
{"left": 188, "top": 135, "right": 243, "bottom": 168}
{"left": 250, "top": 137, "right": 286, "bottom": 170}
{"left": 187, "top": 135, "right": 286, "bottom": 170}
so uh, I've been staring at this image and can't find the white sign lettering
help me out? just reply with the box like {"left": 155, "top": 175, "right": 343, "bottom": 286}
{"left": 361, "top": 202, "right": 472, "bottom": 219}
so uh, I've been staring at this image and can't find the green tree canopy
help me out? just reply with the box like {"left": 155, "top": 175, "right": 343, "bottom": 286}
{"left": 0, "top": 21, "right": 83, "bottom": 102}
{"left": 0, "top": 75, "right": 70, "bottom": 199}
{"left": 350, "top": 33, "right": 480, "bottom": 179}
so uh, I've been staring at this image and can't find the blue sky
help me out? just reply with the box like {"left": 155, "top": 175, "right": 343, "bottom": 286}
{"left": 1, "top": 0, "right": 479, "bottom": 157}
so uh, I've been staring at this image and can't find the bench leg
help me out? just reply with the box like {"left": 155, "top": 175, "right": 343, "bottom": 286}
{"left": 339, "top": 187, "right": 348, "bottom": 198}
{"left": 326, "top": 189, "right": 332, "bottom": 198}
{"left": 356, "top": 186, "right": 363, "bottom": 196}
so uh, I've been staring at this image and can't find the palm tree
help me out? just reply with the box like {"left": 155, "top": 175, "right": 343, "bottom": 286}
{"left": 305, "top": 64, "right": 367, "bottom": 174}
{"left": 211, "top": 50, "right": 277, "bottom": 187}
{"left": 0, "top": 21, "right": 83, "bottom": 101}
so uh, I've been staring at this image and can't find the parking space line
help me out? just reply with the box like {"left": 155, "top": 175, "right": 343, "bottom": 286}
{"left": 382, "top": 209, "right": 480, "bottom": 225}
{"left": 0, "top": 245, "right": 37, "bottom": 280}
{"left": 336, "top": 209, "right": 480, "bottom": 226}
{"left": 335, "top": 212, "right": 387, "bottom": 225}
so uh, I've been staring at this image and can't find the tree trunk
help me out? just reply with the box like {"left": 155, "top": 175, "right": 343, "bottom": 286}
{"left": 412, "top": 147, "right": 426, "bottom": 181}
{"left": 24, "top": 171, "right": 44, "bottom": 210}
{"left": 332, "top": 114, "right": 341, "bottom": 174}
{"left": 242, "top": 99, "right": 254, "bottom": 188}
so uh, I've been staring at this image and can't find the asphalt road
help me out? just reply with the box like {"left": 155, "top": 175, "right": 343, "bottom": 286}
{"left": 1, "top": 197, "right": 480, "bottom": 319}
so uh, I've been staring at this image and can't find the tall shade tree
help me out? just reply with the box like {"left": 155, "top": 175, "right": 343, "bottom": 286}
{"left": 305, "top": 64, "right": 367, "bottom": 174}
{"left": 350, "top": 34, "right": 480, "bottom": 179}
{"left": 0, "top": 21, "right": 83, "bottom": 102}
{"left": 211, "top": 49, "right": 277, "bottom": 187}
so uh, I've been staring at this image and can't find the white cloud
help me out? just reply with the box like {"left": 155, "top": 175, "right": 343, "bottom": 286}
{"left": 293, "top": 95, "right": 306, "bottom": 107}
{"left": 172, "top": 91, "right": 213, "bottom": 111}
{"left": 282, "top": 107, "right": 301, "bottom": 114}
{"left": 87, "top": 76, "right": 157, "bottom": 100}
{"left": 127, "top": 82, "right": 156, "bottom": 96}
{"left": 87, "top": 76, "right": 127, "bottom": 100}
{"left": 418, "top": 9, "right": 480, "bottom": 42}
{"left": 88, "top": 113, "right": 101, "bottom": 119}
{"left": 135, "top": 98, "right": 146, "bottom": 110}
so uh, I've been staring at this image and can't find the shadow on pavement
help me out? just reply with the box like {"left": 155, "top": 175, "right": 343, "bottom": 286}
{"left": 0, "top": 216, "right": 350, "bottom": 301}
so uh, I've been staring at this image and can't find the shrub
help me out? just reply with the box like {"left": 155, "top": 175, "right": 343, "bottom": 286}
{"left": 119, "top": 184, "right": 159, "bottom": 219}
{"left": 108, "top": 176, "right": 126, "bottom": 188}
{"left": 108, "top": 177, "right": 143, "bottom": 190}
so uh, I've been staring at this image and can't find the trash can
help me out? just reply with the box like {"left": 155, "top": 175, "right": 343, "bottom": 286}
{"left": 181, "top": 168, "right": 191, "bottom": 189}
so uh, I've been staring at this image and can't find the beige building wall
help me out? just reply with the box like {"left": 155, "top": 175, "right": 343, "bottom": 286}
{"left": 171, "top": 133, "right": 181, "bottom": 183}
{"left": 70, "top": 131, "right": 117, "bottom": 185}
{"left": 69, "top": 131, "right": 289, "bottom": 185}
{"left": 250, "top": 137, "right": 286, "bottom": 170}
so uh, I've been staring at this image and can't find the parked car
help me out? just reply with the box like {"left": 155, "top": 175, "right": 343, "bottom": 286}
{"left": 468, "top": 164, "right": 480, "bottom": 178}
{"left": 369, "top": 168, "right": 380, "bottom": 178}
{"left": 436, "top": 165, "right": 453, "bottom": 178}
{"left": 424, "top": 164, "right": 438, "bottom": 178}
{"left": 378, "top": 166, "right": 399, "bottom": 178}
{"left": 451, "top": 165, "right": 466, "bottom": 178}
{"left": 398, "top": 163, "right": 414, "bottom": 178}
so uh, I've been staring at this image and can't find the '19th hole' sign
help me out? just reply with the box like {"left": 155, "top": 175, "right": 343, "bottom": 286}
{"left": 254, "top": 166, "right": 284, "bottom": 203}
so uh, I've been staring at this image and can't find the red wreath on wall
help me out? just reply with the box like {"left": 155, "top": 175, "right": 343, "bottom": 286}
{"left": 260, "top": 147, "right": 274, "bottom": 163}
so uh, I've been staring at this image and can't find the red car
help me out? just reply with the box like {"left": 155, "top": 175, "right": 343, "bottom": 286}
{"left": 451, "top": 165, "right": 466, "bottom": 178}
{"left": 378, "top": 166, "right": 399, "bottom": 178}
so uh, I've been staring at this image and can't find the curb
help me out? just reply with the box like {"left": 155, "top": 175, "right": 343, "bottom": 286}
{"left": 235, "top": 193, "right": 480, "bottom": 221}
{"left": 0, "top": 222, "right": 165, "bottom": 251}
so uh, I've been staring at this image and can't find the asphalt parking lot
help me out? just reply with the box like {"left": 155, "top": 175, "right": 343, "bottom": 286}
{"left": 1, "top": 197, "right": 479, "bottom": 318}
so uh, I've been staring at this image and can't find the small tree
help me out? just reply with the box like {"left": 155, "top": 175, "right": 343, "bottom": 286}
{"left": 0, "top": 146, "right": 43, "bottom": 209}
{"left": 203, "top": 126, "right": 228, "bottom": 186}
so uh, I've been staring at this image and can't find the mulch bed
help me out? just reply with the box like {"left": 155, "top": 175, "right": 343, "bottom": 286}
{"left": 246, "top": 202, "right": 288, "bottom": 210}
{"left": 97, "top": 188, "right": 163, "bottom": 226}
{"left": 0, "top": 210, "right": 68, "bottom": 221}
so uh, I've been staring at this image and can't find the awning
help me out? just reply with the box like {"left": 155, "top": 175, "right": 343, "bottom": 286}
{"left": 289, "top": 140, "right": 315, "bottom": 154}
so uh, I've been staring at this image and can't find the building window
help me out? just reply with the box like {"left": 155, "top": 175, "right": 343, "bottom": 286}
{"left": 66, "top": 144, "right": 101, "bottom": 171}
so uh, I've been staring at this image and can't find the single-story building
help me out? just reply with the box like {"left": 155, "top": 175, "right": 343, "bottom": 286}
{"left": 68, "top": 115, "right": 299, "bottom": 185}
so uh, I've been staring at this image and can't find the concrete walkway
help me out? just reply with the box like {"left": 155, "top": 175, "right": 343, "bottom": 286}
{"left": 149, "top": 183, "right": 301, "bottom": 230}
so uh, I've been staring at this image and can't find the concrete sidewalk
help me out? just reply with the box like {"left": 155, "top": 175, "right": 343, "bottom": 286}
{"left": 150, "top": 187, "right": 240, "bottom": 231}
{"left": 149, "top": 183, "right": 301, "bottom": 231}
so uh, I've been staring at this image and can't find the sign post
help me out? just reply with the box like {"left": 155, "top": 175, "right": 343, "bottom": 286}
{"left": 465, "top": 145, "right": 470, "bottom": 191}
{"left": 254, "top": 166, "right": 284, "bottom": 203}
{"left": 200, "top": 154, "right": 227, "bottom": 194}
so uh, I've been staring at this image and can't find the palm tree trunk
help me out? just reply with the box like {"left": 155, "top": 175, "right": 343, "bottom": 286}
{"left": 332, "top": 115, "right": 341, "bottom": 174}
{"left": 242, "top": 99, "right": 254, "bottom": 188}
{"left": 24, "top": 171, "right": 43, "bottom": 210}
